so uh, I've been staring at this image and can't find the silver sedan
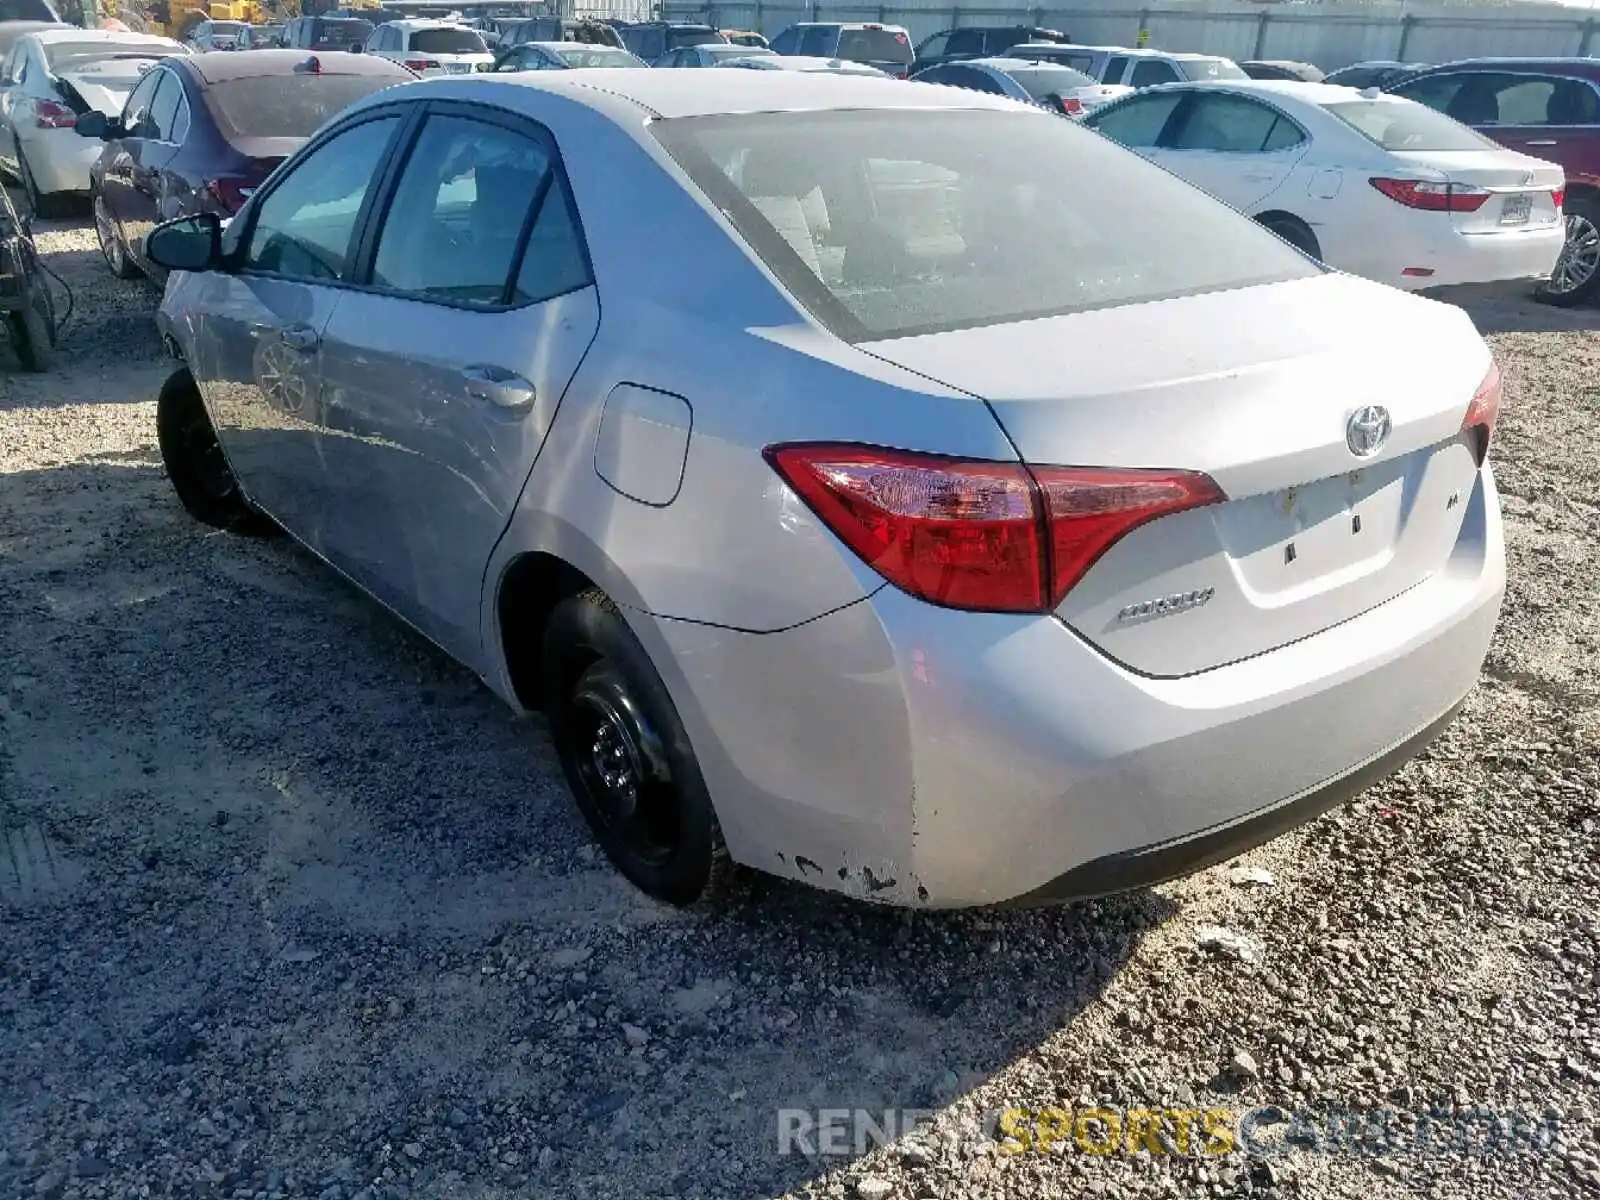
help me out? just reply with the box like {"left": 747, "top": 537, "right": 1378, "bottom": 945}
{"left": 146, "top": 70, "right": 1505, "bottom": 908}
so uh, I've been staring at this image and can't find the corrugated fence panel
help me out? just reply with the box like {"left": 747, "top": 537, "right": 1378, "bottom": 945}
{"left": 659, "top": 0, "right": 1600, "bottom": 69}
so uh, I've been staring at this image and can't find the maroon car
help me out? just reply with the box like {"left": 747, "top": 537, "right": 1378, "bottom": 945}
{"left": 1386, "top": 58, "right": 1600, "bottom": 305}
{"left": 75, "top": 49, "right": 414, "bottom": 282}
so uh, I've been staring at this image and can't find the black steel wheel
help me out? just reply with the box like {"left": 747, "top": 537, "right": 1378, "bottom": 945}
{"left": 7, "top": 289, "right": 54, "bottom": 372}
{"left": 155, "top": 368, "right": 278, "bottom": 535}
{"left": 542, "top": 587, "right": 731, "bottom": 905}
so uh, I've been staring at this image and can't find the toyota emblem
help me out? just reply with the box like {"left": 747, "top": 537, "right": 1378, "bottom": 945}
{"left": 1346, "top": 405, "right": 1392, "bottom": 458}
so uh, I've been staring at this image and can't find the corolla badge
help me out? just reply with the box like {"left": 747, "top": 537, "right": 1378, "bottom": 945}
{"left": 1346, "top": 405, "right": 1392, "bottom": 458}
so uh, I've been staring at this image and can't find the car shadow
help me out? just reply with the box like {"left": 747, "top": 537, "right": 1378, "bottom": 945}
{"left": 0, "top": 457, "right": 1180, "bottom": 1199}
{"left": 1449, "top": 289, "right": 1600, "bottom": 335}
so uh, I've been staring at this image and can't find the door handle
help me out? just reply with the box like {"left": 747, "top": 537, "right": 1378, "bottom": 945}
{"left": 462, "top": 365, "right": 535, "bottom": 411}
{"left": 1525, "top": 139, "right": 1558, "bottom": 147}
{"left": 279, "top": 325, "right": 319, "bottom": 351}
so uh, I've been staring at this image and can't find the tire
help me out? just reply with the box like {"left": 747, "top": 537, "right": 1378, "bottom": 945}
{"left": 93, "top": 188, "right": 141, "bottom": 280}
{"left": 1537, "top": 196, "right": 1600, "bottom": 308}
{"left": 7, "top": 289, "right": 54, "bottom": 372}
{"left": 15, "top": 141, "right": 62, "bottom": 220}
{"left": 1259, "top": 214, "right": 1321, "bottom": 261}
{"left": 541, "top": 588, "right": 732, "bottom": 906}
{"left": 155, "top": 368, "right": 278, "bottom": 535}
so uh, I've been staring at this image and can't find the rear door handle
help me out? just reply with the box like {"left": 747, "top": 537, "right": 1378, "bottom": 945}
{"left": 462, "top": 365, "right": 535, "bottom": 411}
{"left": 279, "top": 324, "right": 319, "bottom": 351}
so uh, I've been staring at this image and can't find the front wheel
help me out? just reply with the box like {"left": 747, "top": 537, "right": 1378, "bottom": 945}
{"left": 1538, "top": 198, "right": 1600, "bottom": 308}
{"left": 542, "top": 588, "right": 732, "bottom": 906}
{"left": 155, "top": 368, "right": 278, "bottom": 535}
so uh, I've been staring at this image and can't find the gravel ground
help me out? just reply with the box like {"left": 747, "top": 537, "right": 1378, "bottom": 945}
{"left": 1, "top": 204, "right": 1598, "bottom": 1200}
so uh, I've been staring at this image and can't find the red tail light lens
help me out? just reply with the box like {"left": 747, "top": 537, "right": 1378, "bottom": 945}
{"left": 1032, "top": 467, "right": 1226, "bottom": 600}
{"left": 36, "top": 99, "right": 78, "bottom": 128}
{"left": 206, "top": 178, "right": 255, "bottom": 213}
{"left": 1461, "top": 360, "right": 1502, "bottom": 466}
{"left": 404, "top": 58, "right": 439, "bottom": 71}
{"left": 1553, "top": 186, "right": 1565, "bottom": 211}
{"left": 1370, "top": 177, "right": 1490, "bottom": 212}
{"left": 765, "top": 444, "right": 1224, "bottom": 613}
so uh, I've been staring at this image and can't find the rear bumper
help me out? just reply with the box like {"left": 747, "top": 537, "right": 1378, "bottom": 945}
{"left": 1389, "top": 223, "right": 1565, "bottom": 291}
{"left": 17, "top": 126, "right": 101, "bottom": 196}
{"left": 640, "top": 464, "right": 1504, "bottom": 908}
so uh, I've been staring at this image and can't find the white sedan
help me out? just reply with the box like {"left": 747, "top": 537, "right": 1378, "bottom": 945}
{"left": 1085, "top": 79, "right": 1565, "bottom": 291}
{"left": 0, "top": 28, "right": 186, "bottom": 214}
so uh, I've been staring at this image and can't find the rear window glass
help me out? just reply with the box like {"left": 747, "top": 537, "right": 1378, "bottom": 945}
{"left": 1322, "top": 99, "right": 1496, "bottom": 152}
{"left": 410, "top": 27, "right": 487, "bottom": 54}
{"left": 210, "top": 21, "right": 245, "bottom": 33}
{"left": 552, "top": 45, "right": 640, "bottom": 67}
{"left": 837, "top": 27, "right": 911, "bottom": 65}
{"left": 1178, "top": 57, "right": 1246, "bottom": 81}
{"left": 311, "top": 19, "right": 373, "bottom": 47}
{"left": 665, "top": 26, "right": 725, "bottom": 50}
{"left": 208, "top": 73, "right": 401, "bottom": 139}
{"left": 1004, "top": 64, "right": 1096, "bottom": 97}
{"left": 0, "top": 0, "right": 57, "bottom": 18}
{"left": 653, "top": 108, "right": 1317, "bottom": 341}
{"left": 44, "top": 40, "right": 181, "bottom": 70}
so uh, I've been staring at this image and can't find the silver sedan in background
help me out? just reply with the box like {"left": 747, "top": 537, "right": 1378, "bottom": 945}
{"left": 144, "top": 71, "right": 1505, "bottom": 909}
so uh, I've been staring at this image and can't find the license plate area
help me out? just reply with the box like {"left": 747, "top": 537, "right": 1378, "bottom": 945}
{"left": 1500, "top": 193, "right": 1532, "bottom": 225}
{"left": 1220, "top": 459, "right": 1414, "bottom": 598}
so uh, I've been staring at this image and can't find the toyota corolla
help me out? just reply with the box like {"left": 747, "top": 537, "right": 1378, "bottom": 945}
{"left": 143, "top": 70, "right": 1505, "bottom": 908}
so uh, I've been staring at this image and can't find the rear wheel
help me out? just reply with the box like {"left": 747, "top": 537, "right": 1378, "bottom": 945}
{"left": 542, "top": 588, "right": 731, "bottom": 906}
{"left": 15, "top": 141, "right": 62, "bottom": 220}
{"left": 94, "top": 189, "right": 141, "bottom": 280}
{"left": 1258, "top": 213, "right": 1321, "bottom": 261}
{"left": 1538, "top": 196, "right": 1600, "bottom": 308}
{"left": 155, "top": 368, "right": 278, "bottom": 535}
{"left": 6, "top": 289, "right": 54, "bottom": 372}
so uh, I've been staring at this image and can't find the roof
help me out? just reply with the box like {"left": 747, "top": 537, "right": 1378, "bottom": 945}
{"left": 971, "top": 56, "right": 1086, "bottom": 71}
{"left": 388, "top": 17, "right": 475, "bottom": 30}
{"left": 785, "top": 21, "right": 909, "bottom": 30}
{"left": 183, "top": 47, "right": 413, "bottom": 83}
{"left": 401, "top": 68, "right": 1024, "bottom": 120}
{"left": 1157, "top": 78, "right": 1417, "bottom": 107}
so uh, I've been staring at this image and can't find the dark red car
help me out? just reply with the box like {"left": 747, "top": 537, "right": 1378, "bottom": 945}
{"left": 75, "top": 49, "right": 414, "bottom": 282}
{"left": 1386, "top": 58, "right": 1600, "bottom": 305}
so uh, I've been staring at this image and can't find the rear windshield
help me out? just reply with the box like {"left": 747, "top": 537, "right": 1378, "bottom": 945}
{"left": 208, "top": 73, "right": 400, "bottom": 139}
{"left": 0, "top": 0, "right": 57, "bottom": 17}
{"left": 552, "top": 45, "right": 640, "bottom": 67}
{"left": 653, "top": 108, "right": 1316, "bottom": 341}
{"left": 210, "top": 21, "right": 245, "bottom": 33}
{"left": 837, "top": 27, "right": 911, "bottom": 65}
{"left": 44, "top": 40, "right": 181, "bottom": 70}
{"left": 311, "top": 19, "right": 373, "bottom": 47}
{"left": 410, "top": 27, "right": 487, "bottom": 53}
{"left": 1178, "top": 57, "right": 1246, "bottom": 81}
{"left": 666, "top": 26, "right": 725, "bottom": 50}
{"left": 1322, "top": 99, "right": 1495, "bottom": 152}
{"left": 1004, "top": 64, "right": 1097, "bottom": 97}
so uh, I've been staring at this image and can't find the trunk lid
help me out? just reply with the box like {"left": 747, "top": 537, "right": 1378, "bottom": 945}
{"left": 57, "top": 58, "right": 160, "bottom": 115}
{"left": 861, "top": 272, "right": 1491, "bottom": 676}
{"left": 1389, "top": 149, "right": 1564, "bottom": 233}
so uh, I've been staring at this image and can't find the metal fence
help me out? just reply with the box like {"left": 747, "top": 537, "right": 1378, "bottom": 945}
{"left": 653, "top": 1, "right": 1600, "bottom": 69}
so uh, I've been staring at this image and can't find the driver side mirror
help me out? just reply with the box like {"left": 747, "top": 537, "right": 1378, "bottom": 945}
{"left": 75, "top": 110, "right": 115, "bottom": 140}
{"left": 145, "top": 212, "right": 224, "bottom": 273}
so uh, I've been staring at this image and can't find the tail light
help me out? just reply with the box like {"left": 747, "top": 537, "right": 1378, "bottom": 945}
{"left": 1370, "top": 177, "right": 1490, "bottom": 213}
{"left": 1461, "top": 360, "right": 1502, "bottom": 466}
{"left": 765, "top": 444, "right": 1224, "bottom": 613}
{"left": 35, "top": 99, "right": 78, "bottom": 129}
{"left": 1048, "top": 94, "right": 1084, "bottom": 115}
{"left": 404, "top": 58, "right": 439, "bottom": 71}
{"left": 1553, "top": 186, "right": 1565, "bottom": 211}
{"left": 206, "top": 177, "right": 256, "bottom": 213}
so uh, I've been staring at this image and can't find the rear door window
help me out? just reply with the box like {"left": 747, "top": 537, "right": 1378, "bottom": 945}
{"left": 1170, "top": 93, "right": 1290, "bottom": 152}
{"left": 768, "top": 27, "right": 798, "bottom": 54}
{"left": 1085, "top": 91, "right": 1185, "bottom": 148}
{"left": 798, "top": 26, "right": 834, "bottom": 55}
{"left": 1129, "top": 58, "right": 1180, "bottom": 88}
{"left": 944, "top": 29, "right": 984, "bottom": 57}
{"left": 1102, "top": 54, "right": 1129, "bottom": 84}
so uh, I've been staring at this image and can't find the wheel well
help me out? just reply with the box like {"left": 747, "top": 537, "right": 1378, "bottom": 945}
{"left": 497, "top": 552, "right": 596, "bottom": 710}
{"left": 1254, "top": 210, "right": 1319, "bottom": 255}
{"left": 1565, "top": 182, "right": 1600, "bottom": 209}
